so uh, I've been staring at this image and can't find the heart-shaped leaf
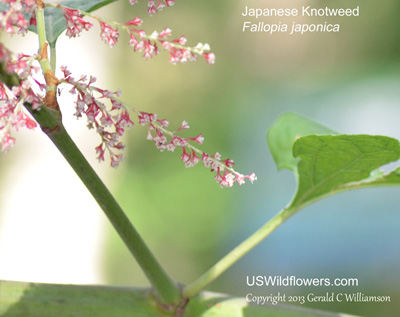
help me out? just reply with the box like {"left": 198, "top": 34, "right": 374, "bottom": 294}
{"left": 291, "top": 134, "right": 400, "bottom": 208}
{"left": 268, "top": 113, "right": 400, "bottom": 211}
{"left": 267, "top": 113, "right": 337, "bottom": 172}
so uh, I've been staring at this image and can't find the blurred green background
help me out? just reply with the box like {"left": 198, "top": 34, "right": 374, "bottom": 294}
{"left": 2, "top": 0, "right": 400, "bottom": 316}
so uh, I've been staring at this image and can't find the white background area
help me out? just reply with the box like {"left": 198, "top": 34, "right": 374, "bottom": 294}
{"left": 0, "top": 28, "right": 110, "bottom": 285}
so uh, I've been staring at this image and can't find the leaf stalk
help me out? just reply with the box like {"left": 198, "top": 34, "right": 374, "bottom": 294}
{"left": 183, "top": 206, "right": 299, "bottom": 297}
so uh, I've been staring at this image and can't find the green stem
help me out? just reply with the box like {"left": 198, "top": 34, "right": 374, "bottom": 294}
{"left": 50, "top": 44, "right": 57, "bottom": 74}
{"left": 35, "top": 4, "right": 46, "bottom": 50}
{"left": 35, "top": 4, "right": 51, "bottom": 74}
{"left": 183, "top": 206, "right": 299, "bottom": 298}
{"left": 41, "top": 120, "right": 181, "bottom": 304}
{"left": 0, "top": 67, "right": 181, "bottom": 305}
{"left": 30, "top": 7, "right": 181, "bottom": 304}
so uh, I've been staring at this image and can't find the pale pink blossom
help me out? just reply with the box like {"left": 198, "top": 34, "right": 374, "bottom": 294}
{"left": 0, "top": 44, "right": 40, "bottom": 151}
{"left": 63, "top": 7, "right": 93, "bottom": 38}
{"left": 99, "top": 21, "right": 119, "bottom": 47}
{"left": 0, "top": 0, "right": 36, "bottom": 35}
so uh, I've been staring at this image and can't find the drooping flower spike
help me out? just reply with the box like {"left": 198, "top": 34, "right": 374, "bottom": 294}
{"left": 0, "top": 44, "right": 41, "bottom": 151}
{"left": 0, "top": 1, "right": 254, "bottom": 187}
{"left": 129, "top": 0, "right": 175, "bottom": 15}
{"left": 59, "top": 2, "right": 215, "bottom": 64}
{"left": 60, "top": 66, "right": 256, "bottom": 186}
{"left": 0, "top": 0, "right": 37, "bottom": 35}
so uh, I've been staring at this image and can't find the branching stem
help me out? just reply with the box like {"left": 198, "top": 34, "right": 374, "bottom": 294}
{"left": 183, "top": 206, "right": 300, "bottom": 297}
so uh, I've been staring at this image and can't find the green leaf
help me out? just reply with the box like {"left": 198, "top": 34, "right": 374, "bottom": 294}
{"left": 0, "top": 280, "right": 353, "bottom": 317}
{"left": 345, "top": 166, "right": 400, "bottom": 188}
{"left": 268, "top": 113, "right": 400, "bottom": 212}
{"left": 267, "top": 113, "right": 337, "bottom": 172}
{"left": 0, "top": 0, "right": 119, "bottom": 46}
{"left": 290, "top": 134, "right": 400, "bottom": 208}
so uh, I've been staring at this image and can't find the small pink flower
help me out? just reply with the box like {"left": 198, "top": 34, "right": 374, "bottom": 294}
{"left": 235, "top": 174, "right": 246, "bottom": 185}
{"left": 220, "top": 172, "right": 235, "bottom": 187}
{"left": 63, "top": 8, "right": 93, "bottom": 38}
{"left": 181, "top": 147, "right": 190, "bottom": 163}
{"left": 22, "top": 113, "right": 37, "bottom": 129}
{"left": 203, "top": 52, "right": 216, "bottom": 65}
{"left": 1, "top": 131, "right": 15, "bottom": 152}
{"left": 117, "top": 110, "right": 135, "bottom": 128}
{"left": 159, "top": 28, "right": 172, "bottom": 38}
{"left": 191, "top": 151, "right": 201, "bottom": 165}
{"left": 222, "top": 158, "right": 234, "bottom": 168}
{"left": 99, "top": 21, "right": 119, "bottom": 47}
{"left": 247, "top": 172, "right": 257, "bottom": 183}
{"left": 157, "top": 0, "right": 165, "bottom": 10}
{"left": 128, "top": 0, "right": 174, "bottom": 12}
{"left": 125, "top": 17, "right": 142, "bottom": 26}
{"left": 157, "top": 119, "right": 169, "bottom": 127}
{"left": 213, "top": 152, "right": 221, "bottom": 160}
{"left": 172, "top": 136, "right": 188, "bottom": 147}
{"left": 111, "top": 153, "right": 124, "bottom": 168}
{"left": 148, "top": 0, "right": 157, "bottom": 15}
{"left": 95, "top": 143, "right": 106, "bottom": 162}
{"left": 202, "top": 153, "right": 212, "bottom": 168}
{"left": 177, "top": 120, "right": 190, "bottom": 131}
{"left": 189, "top": 134, "right": 204, "bottom": 145}
{"left": 166, "top": 143, "right": 176, "bottom": 152}
{"left": 214, "top": 169, "right": 223, "bottom": 182}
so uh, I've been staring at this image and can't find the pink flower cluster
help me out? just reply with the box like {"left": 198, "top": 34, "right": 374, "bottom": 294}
{"left": 129, "top": 0, "right": 175, "bottom": 15}
{"left": 61, "top": 66, "right": 133, "bottom": 167}
{"left": 127, "top": 26, "right": 215, "bottom": 64}
{"left": 126, "top": 24, "right": 215, "bottom": 64}
{"left": 140, "top": 114, "right": 257, "bottom": 187}
{"left": 1, "top": 2, "right": 255, "bottom": 186}
{"left": 60, "top": 66, "right": 256, "bottom": 186}
{"left": 63, "top": 7, "right": 93, "bottom": 38}
{"left": 60, "top": 5, "right": 215, "bottom": 64}
{"left": 0, "top": 0, "right": 36, "bottom": 35}
{"left": 0, "top": 44, "right": 40, "bottom": 151}
{"left": 63, "top": 8, "right": 119, "bottom": 48}
{"left": 99, "top": 21, "right": 119, "bottom": 47}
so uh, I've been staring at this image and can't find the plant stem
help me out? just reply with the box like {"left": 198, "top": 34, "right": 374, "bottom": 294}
{"left": 35, "top": 2, "right": 46, "bottom": 50}
{"left": 35, "top": 2, "right": 51, "bottom": 74}
{"left": 3, "top": 5, "right": 181, "bottom": 304}
{"left": 183, "top": 206, "right": 299, "bottom": 298}
{"left": 50, "top": 44, "right": 57, "bottom": 74}
{"left": 0, "top": 67, "right": 181, "bottom": 305}
{"left": 41, "top": 120, "right": 181, "bottom": 304}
